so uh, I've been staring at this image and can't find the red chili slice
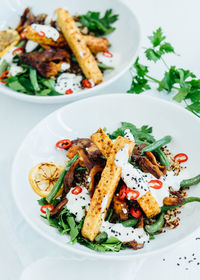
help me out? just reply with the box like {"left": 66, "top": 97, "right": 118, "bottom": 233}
{"left": 40, "top": 204, "right": 54, "bottom": 214}
{"left": 56, "top": 139, "right": 72, "bottom": 149}
{"left": 149, "top": 180, "right": 163, "bottom": 189}
{"left": 103, "top": 51, "right": 113, "bottom": 58}
{"left": 0, "top": 70, "right": 9, "bottom": 83}
{"left": 72, "top": 186, "right": 82, "bottom": 195}
{"left": 12, "top": 47, "right": 24, "bottom": 56}
{"left": 65, "top": 89, "right": 73, "bottom": 95}
{"left": 126, "top": 188, "right": 140, "bottom": 200}
{"left": 130, "top": 208, "right": 142, "bottom": 218}
{"left": 118, "top": 185, "right": 127, "bottom": 200}
{"left": 38, "top": 31, "right": 46, "bottom": 37}
{"left": 82, "top": 79, "right": 93, "bottom": 88}
{"left": 20, "top": 31, "right": 26, "bottom": 39}
{"left": 174, "top": 153, "right": 188, "bottom": 163}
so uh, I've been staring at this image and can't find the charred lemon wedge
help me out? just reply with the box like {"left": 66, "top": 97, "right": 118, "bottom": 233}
{"left": 29, "top": 162, "right": 64, "bottom": 198}
{"left": 0, "top": 29, "right": 20, "bottom": 58}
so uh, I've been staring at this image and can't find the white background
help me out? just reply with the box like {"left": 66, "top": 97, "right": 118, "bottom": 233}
{"left": 1, "top": 0, "right": 200, "bottom": 279}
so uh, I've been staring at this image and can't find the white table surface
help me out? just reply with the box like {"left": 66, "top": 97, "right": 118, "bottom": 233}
{"left": 1, "top": 0, "right": 200, "bottom": 279}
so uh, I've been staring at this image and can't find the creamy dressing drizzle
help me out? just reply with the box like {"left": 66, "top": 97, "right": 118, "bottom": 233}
{"left": 25, "top": 40, "right": 39, "bottom": 53}
{"left": 124, "top": 129, "right": 135, "bottom": 142}
{"left": 9, "top": 63, "right": 23, "bottom": 76}
{"left": 96, "top": 52, "right": 115, "bottom": 67}
{"left": 61, "top": 62, "right": 70, "bottom": 72}
{"left": 31, "top": 24, "right": 59, "bottom": 41}
{"left": 55, "top": 73, "right": 82, "bottom": 94}
{"left": 115, "top": 144, "right": 183, "bottom": 206}
{"left": 66, "top": 186, "right": 90, "bottom": 222}
{"left": 0, "top": 47, "right": 18, "bottom": 64}
{"left": 100, "top": 221, "right": 149, "bottom": 243}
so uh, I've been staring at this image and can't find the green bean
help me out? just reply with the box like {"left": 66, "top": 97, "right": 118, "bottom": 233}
{"left": 47, "top": 154, "right": 79, "bottom": 203}
{"left": 145, "top": 213, "right": 165, "bottom": 234}
{"left": 97, "top": 63, "right": 114, "bottom": 70}
{"left": 16, "top": 40, "right": 26, "bottom": 47}
{"left": 180, "top": 174, "right": 200, "bottom": 189}
{"left": 141, "top": 136, "right": 172, "bottom": 154}
{"left": 161, "top": 196, "right": 200, "bottom": 212}
{"left": 155, "top": 148, "right": 170, "bottom": 171}
{"left": 0, "top": 60, "right": 8, "bottom": 75}
{"left": 122, "top": 218, "right": 138, "bottom": 227}
{"left": 29, "top": 68, "right": 40, "bottom": 91}
{"left": 95, "top": 232, "right": 108, "bottom": 244}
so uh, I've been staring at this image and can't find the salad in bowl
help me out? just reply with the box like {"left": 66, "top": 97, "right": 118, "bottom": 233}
{"left": 28, "top": 122, "right": 200, "bottom": 252}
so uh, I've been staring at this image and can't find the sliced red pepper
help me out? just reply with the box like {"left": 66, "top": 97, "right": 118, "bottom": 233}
{"left": 174, "top": 153, "right": 188, "bottom": 163}
{"left": 0, "top": 70, "right": 9, "bottom": 83}
{"left": 72, "top": 186, "right": 82, "bottom": 195}
{"left": 38, "top": 31, "right": 46, "bottom": 37}
{"left": 56, "top": 139, "right": 72, "bottom": 149}
{"left": 82, "top": 79, "right": 94, "bottom": 88}
{"left": 40, "top": 204, "right": 54, "bottom": 214}
{"left": 118, "top": 185, "right": 127, "bottom": 200}
{"left": 103, "top": 51, "right": 113, "bottom": 58}
{"left": 126, "top": 188, "right": 140, "bottom": 200}
{"left": 20, "top": 31, "right": 26, "bottom": 39}
{"left": 130, "top": 208, "right": 142, "bottom": 218}
{"left": 12, "top": 47, "right": 24, "bottom": 56}
{"left": 149, "top": 180, "right": 163, "bottom": 189}
{"left": 65, "top": 89, "right": 73, "bottom": 95}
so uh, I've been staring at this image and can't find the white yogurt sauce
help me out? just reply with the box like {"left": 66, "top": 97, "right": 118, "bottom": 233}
{"left": 55, "top": 73, "right": 82, "bottom": 94}
{"left": 114, "top": 144, "right": 185, "bottom": 206}
{"left": 0, "top": 47, "right": 18, "bottom": 64}
{"left": 100, "top": 221, "right": 149, "bottom": 243}
{"left": 96, "top": 51, "right": 115, "bottom": 67}
{"left": 25, "top": 40, "right": 39, "bottom": 53}
{"left": 61, "top": 62, "right": 70, "bottom": 72}
{"left": 31, "top": 24, "right": 59, "bottom": 41}
{"left": 9, "top": 63, "right": 23, "bottom": 76}
{"left": 124, "top": 129, "right": 135, "bottom": 142}
{"left": 66, "top": 186, "right": 90, "bottom": 222}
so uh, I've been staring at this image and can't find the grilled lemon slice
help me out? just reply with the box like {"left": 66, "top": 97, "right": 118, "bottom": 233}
{"left": 0, "top": 29, "right": 20, "bottom": 58}
{"left": 29, "top": 162, "right": 64, "bottom": 198}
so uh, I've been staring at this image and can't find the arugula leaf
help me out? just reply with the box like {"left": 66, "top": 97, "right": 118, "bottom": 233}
{"left": 67, "top": 216, "right": 79, "bottom": 242}
{"left": 6, "top": 77, "right": 27, "bottom": 93}
{"left": 148, "top": 27, "right": 166, "bottom": 47}
{"left": 37, "top": 197, "right": 61, "bottom": 206}
{"left": 79, "top": 9, "right": 118, "bottom": 36}
{"left": 108, "top": 122, "right": 155, "bottom": 143}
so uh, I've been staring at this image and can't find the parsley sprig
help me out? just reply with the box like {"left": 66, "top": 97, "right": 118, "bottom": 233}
{"left": 128, "top": 27, "right": 200, "bottom": 118}
{"left": 80, "top": 9, "right": 119, "bottom": 36}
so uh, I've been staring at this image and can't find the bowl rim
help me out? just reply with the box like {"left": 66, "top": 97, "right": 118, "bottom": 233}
{"left": 11, "top": 93, "right": 200, "bottom": 259}
{"left": 0, "top": 0, "right": 141, "bottom": 104}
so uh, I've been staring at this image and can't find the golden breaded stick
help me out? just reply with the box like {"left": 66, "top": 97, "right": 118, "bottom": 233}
{"left": 137, "top": 191, "right": 161, "bottom": 218}
{"left": 83, "top": 35, "right": 108, "bottom": 54}
{"left": 56, "top": 8, "right": 103, "bottom": 85}
{"left": 91, "top": 128, "right": 113, "bottom": 158}
{"left": 81, "top": 136, "right": 134, "bottom": 241}
{"left": 91, "top": 128, "right": 161, "bottom": 218}
{"left": 23, "top": 25, "right": 66, "bottom": 47}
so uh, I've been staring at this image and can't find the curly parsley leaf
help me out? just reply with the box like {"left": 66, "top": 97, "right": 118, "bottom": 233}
{"left": 79, "top": 9, "right": 119, "bottom": 36}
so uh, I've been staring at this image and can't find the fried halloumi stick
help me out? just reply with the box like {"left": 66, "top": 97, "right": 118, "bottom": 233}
{"left": 83, "top": 35, "right": 108, "bottom": 54}
{"left": 91, "top": 128, "right": 113, "bottom": 158}
{"left": 23, "top": 25, "right": 66, "bottom": 47}
{"left": 91, "top": 129, "right": 161, "bottom": 218}
{"left": 56, "top": 8, "right": 103, "bottom": 85}
{"left": 81, "top": 136, "right": 134, "bottom": 241}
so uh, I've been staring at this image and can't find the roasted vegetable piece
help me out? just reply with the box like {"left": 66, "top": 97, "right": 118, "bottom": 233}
{"left": 83, "top": 35, "right": 108, "bottom": 54}
{"left": 163, "top": 197, "right": 185, "bottom": 206}
{"left": 0, "top": 29, "right": 20, "bottom": 58}
{"left": 113, "top": 195, "right": 128, "bottom": 220}
{"left": 56, "top": 8, "right": 103, "bottom": 85}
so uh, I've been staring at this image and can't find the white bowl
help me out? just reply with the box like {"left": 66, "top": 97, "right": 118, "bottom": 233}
{"left": 12, "top": 94, "right": 200, "bottom": 259}
{"left": 0, "top": 0, "right": 140, "bottom": 104}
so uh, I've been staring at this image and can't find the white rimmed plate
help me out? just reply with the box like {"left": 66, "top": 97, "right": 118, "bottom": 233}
{"left": 0, "top": 0, "right": 140, "bottom": 104}
{"left": 12, "top": 94, "right": 200, "bottom": 259}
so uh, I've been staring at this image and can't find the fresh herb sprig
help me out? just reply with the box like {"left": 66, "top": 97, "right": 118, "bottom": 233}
{"left": 128, "top": 27, "right": 200, "bottom": 118}
{"left": 80, "top": 9, "right": 118, "bottom": 36}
